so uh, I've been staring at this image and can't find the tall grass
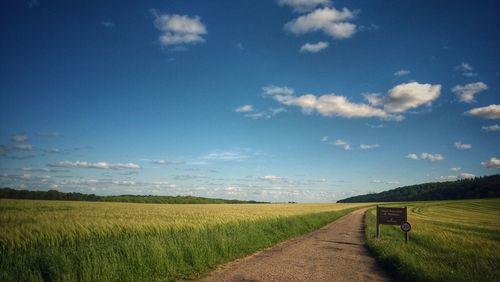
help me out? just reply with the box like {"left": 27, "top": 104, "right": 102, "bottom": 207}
{"left": 364, "top": 198, "right": 500, "bottom": 282}
{"left": 0, "top": 199, "right": 365, "bottom": 281}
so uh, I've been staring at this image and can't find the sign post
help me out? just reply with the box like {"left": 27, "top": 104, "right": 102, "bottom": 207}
{"left": 376, "top": 206, "right": 409, "bottom": 240}
{"left": 400, "top": 221, "right": 411, "bottom": 242}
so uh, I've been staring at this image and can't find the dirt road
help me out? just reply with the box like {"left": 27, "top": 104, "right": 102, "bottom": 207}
{"left": 201, "top": 208, "right": 391, "bottom": 282}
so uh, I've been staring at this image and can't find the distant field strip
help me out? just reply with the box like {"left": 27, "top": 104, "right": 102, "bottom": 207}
{"left": 0, "top": 200, "right": 365, "bottom": 281}
{"left": 365, "top": 199, "right": 500, "bottom": 282}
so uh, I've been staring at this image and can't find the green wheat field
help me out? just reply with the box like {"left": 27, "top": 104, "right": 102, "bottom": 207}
{"left": 0, "top": 199, "right": 364, "bottom": 281}
{"left": 364, "top": 198, "right": 500, "bottom": 282}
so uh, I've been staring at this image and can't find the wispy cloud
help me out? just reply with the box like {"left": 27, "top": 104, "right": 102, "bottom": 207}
{"left": 49, "top": 161, "right": 141, "bottom": 170}
{"left": 334, "top": 139, "right": 351, "bottom": 150}
{"left": 152, "top": 160, "right": 185, "bottom": 165}
{"left": 320, "top": 136, "right": 351, "bottom": 150}
{"left": 454, "top": 141, "right": 472, "bottom": 150}
{"left": 263, "top": 85, "right": 295, "bottom": 96}
{"left": 370, "top": 180, "right": 400, "bottom": 185}
{"left": 394, "top": 70, "right": 411, "bottom": 77}
{"left": 101, "top": 21, "right": 115, "bottom": 28}
{"left": 11, "top": 134, "right": 28, "bottom": 142}
{"left": 452, "top": 82, "right": 488, "bottom": 103}
{"left": 26, "top": 0, "right": 39, "bottom": 8}
{"left": 235, "top": 105, "right": 254, "bottom": 113}
{"left": 152, "top": 12, "right": 207, "bottom": 47}
{"left": 277, "top": 0, "right": 332, "bottom": 13}
{"left": 300, "top": 41, "right": 329, "bottom": 53}
{"left": 360, "top": 144, "right": 379, "bottom": 150}
{"left": 449, "top": 167, "right": 461, "bottom": 172}
{"left": 407, "top": 153, "right": 444, "bottom": 162}
{"left": 201, "top": 150, "right": 250, "bottom": 161}
{"left": 454, "top": 62, "right": 477, "bottom": 77}
{"left": 482, "top": 124, "right": 500, "bottom": 132}
{"left": 465, "top": 104, "right": 500, "bottom": 119}
{"left": 260, "top": 175, "right": 284, "bottom": 183}
{"left": 38, "top": 132, "right": 62, "bottom": 138}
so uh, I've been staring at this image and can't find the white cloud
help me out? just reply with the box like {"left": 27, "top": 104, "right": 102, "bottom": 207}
{"left": 481, "top": 157, "right": 500, "bottom": 168}
{"left": 360, "top": 144, "right": 379, "bottom": 150}
{"left": 420, "top": 153, "right": 444, "bottom": 162}
{"left": 450, "top": 167, "right": 461, "bottom": 172}
{"left": 334, "top": 139, "right": 351, "bottom": 150}
{"left": 465, "top": 104, "right": 500, "bottom": 119}
{"left": 153, "top": 160, "right": 184, "bottom": 165}
{"left": 394, "top": 70, "right": 411, "bottom": 76}
{"left": 284, "top": 7, "right": 357, "bottom": 39}
{"left": 321, "top": 136, "right": 329, "bottom": 142}
{"left": 263, "top": 85, "right": 295, "bottom": 96}
{"left": 452, "top": 82, "right": 488, "bottom": 103}
{"left": 264, "top": 82, "right": 439, "bottom": 120}
{"left": 454, "top": 141, "right": 472, "bottom": 150}
{"left": 49, "top": 161, "right": 141, "bottom": 170}
{"left": 300, "top": 41, "right": 329, "bottom": 53}
{"left": 235, "top": 105, "right": 254, "bottom": 113}
{"left": 438, "top": 175, "right": 458, "bottom": 181}
{"left": 260, "top": 175, "right": 283, "bottom": 183}
{"left": 407, "top": 153, "right": 444, "bottom": 162}
{"left": 460, "top": 173, "right": 476, "bottom": 179}
{"left": 482, "top": 124, "right": 500, "bottom": 132}
{"left": 406, "top": 153, "right": 419, "bottom": 160}
{"left": 383, "top": 82, "right": 441, "bottom": 113}
{"left": 277, "top": 0, "right": 331, "bottom": 12}
{"left": 153, "top": 13, "right": 207, "bottom": 46}
{"left": 11, "top": 134, "right": 28, "bottom": 142}
{"left": 272, "top": 92, "right": 388, "bottom": 118}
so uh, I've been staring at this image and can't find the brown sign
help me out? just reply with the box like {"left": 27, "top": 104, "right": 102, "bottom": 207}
{"left": 377, "top": 206, "right": 407, "bottom": 225}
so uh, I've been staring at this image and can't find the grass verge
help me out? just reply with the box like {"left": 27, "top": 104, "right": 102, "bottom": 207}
{"left": 364, "top": 198, "right": 500, "bottom": 282}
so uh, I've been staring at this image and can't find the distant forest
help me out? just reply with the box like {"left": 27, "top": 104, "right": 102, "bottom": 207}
{"left": 0, "top": 188, "right": 267, "bottom": 204}
{"left": 338, "top": 174, "right": 500, "bottom": 203}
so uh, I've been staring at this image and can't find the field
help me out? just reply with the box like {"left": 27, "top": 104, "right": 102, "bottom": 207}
{"left": 0, "top": 199, "right": 365, "bottom": 281}
{"left": 364, "top": 198, "right": 500, "bottom": 282}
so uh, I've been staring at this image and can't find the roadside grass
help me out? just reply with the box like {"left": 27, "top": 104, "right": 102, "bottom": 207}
{"left": 364, "top": 198, "right": 500, "bottom": 282}
{"left": 0, "top": 199, "right": 365, "bottom": 281}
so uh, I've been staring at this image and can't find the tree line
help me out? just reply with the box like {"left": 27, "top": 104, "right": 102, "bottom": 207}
{"left": 0, "top": 188, "right": 267, "bottom": 204}
{"left": 337, "top": 174, "right": 500, "bottom": 203}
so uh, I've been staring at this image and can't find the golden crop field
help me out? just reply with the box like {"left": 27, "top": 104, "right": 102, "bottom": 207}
{"left": 0, "top": 199, "right": 366, "bottom": 281}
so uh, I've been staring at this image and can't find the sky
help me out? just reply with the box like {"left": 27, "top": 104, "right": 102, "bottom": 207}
{"left": 0, "top": 0, "right": 499, "bottom": 202}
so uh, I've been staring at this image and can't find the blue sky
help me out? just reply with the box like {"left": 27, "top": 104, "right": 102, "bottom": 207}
{"left": 0, "top": 0, "right": 499, "bottom": 202}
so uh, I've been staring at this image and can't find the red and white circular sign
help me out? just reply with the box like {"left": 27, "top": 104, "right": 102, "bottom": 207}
{"left": 400, "top": 221, "right": 411, "bottom": 232}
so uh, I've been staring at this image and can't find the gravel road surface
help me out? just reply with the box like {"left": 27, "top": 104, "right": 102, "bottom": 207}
{"left": 201, "top": 208, "right": 392, "bottom": 282}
